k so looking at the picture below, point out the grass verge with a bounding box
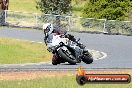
[9,0,41,13]
[0,38,52,64]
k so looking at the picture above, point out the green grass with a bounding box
[9,0,41,13]
[71,0,87,17]
[0,76,131,88]
[0,38,52,64]
[9,0,86,16]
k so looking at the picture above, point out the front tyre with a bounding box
[58,48,77,65]
[82,52,93,64]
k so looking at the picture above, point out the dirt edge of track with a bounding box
[0,69,132,80]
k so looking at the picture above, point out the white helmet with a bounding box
[43,23,53,35]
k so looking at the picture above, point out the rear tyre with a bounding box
[58,48,77,65]
[82,52,93,64]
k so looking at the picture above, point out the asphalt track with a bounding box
[0,28,132,70]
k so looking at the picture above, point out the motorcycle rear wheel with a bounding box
[82,52,93,64]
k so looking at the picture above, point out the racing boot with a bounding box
[52,54,65,65]
[52,54,61,65]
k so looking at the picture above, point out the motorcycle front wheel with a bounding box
[58,48,77,65]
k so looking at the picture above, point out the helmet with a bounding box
[43,23,53,35]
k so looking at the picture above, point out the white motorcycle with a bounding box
[45,33,93,65]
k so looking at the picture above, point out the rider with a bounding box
[43,23,85,53]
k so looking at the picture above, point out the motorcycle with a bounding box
[45,33,93,65]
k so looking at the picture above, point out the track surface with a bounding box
[0,28,132,69]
